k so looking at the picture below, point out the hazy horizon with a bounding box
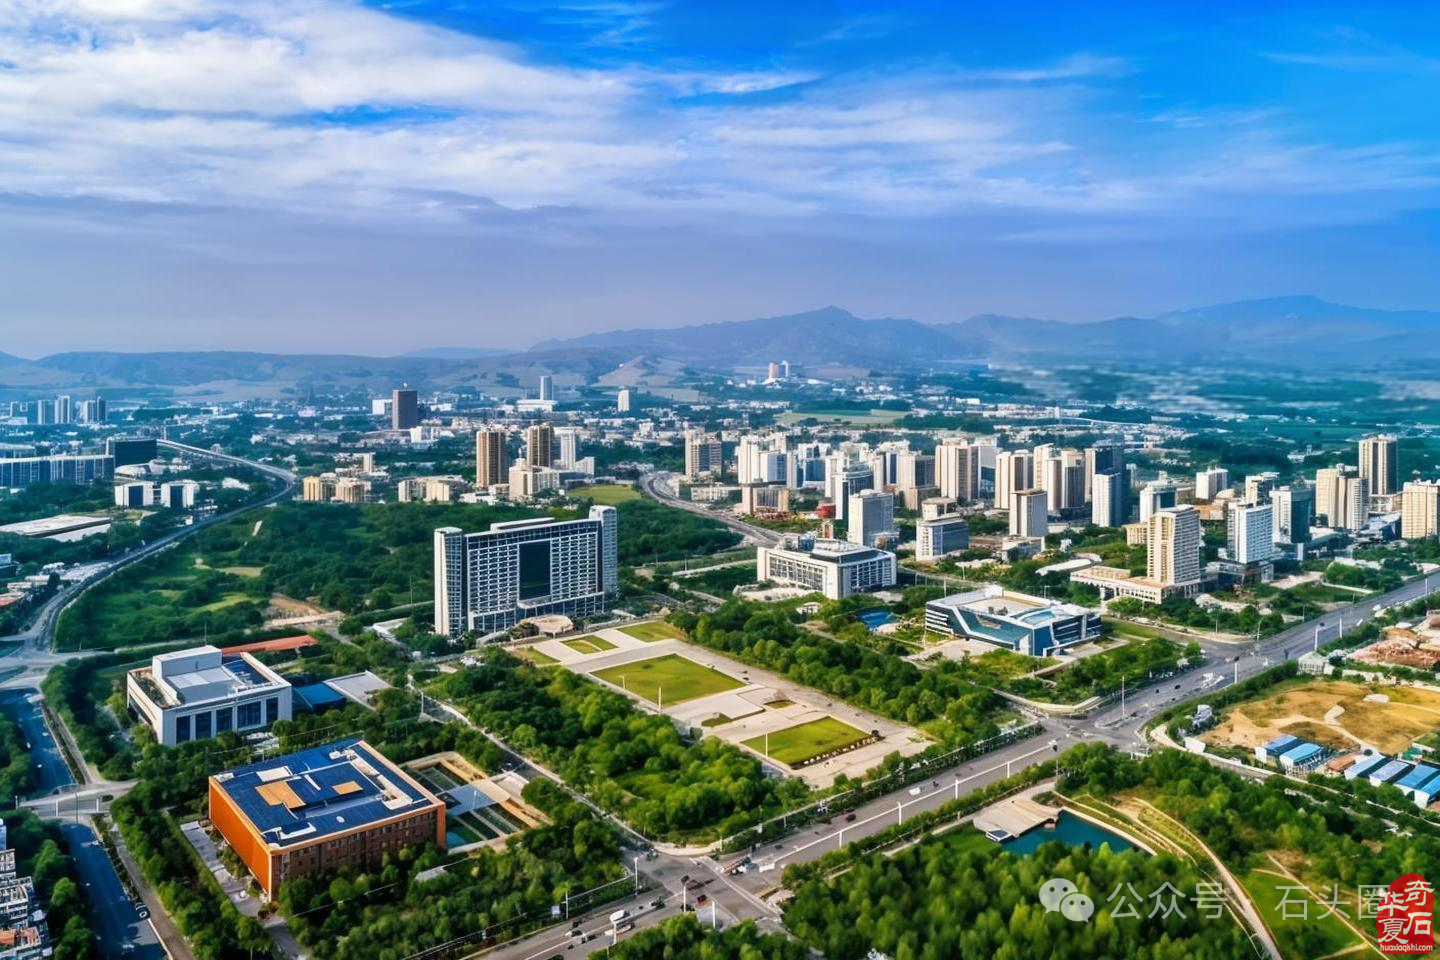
[3,1,1439,355]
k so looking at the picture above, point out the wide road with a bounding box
[0,689,70,796]
[61,823,164,960]
[637,470,782,548]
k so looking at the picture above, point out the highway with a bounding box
[637,470,783,547]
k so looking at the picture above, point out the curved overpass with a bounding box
[637,469,782,548]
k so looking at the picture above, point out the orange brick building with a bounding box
[208,738,445,900]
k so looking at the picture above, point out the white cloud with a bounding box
[0,1,1434,230]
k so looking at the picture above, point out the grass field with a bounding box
[572,484,640,504]
[562,635,616,654]
[518,647,558,665]
[743,716,870,766]
[592,654,743,704]
[1241,869,1364,958]
[619,621,685,642]
[776,409,899,426]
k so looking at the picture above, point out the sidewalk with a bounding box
[105,819,196,960]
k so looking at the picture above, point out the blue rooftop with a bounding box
[212,738,437,847]
[1398,764,1440,791]
[1413,771,1440,800]
[1348,753,1388,777]
[1263,735,1300,753]
[1280,742,1324,763]
[294,683,347,710]
[1370,759,1413,784]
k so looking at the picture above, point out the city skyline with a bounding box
[3,1,1440,354]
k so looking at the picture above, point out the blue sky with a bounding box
[0,0,1438,354]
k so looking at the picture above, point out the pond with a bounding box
[1000,811,1137,856]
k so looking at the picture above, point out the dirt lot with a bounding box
[1204,679,1440,755]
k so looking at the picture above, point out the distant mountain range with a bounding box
[0,296,1431,396]
[534,296,1440,368]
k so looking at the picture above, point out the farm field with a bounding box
[592,653,743,704]
[743,716,869,766]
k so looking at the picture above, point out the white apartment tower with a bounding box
[1147,505,1202,587]
[1195,467,1230,501]
[994,450,1034,511]
[1402,480,1440,540]
[1227,502,1276,564]
[847,489,898,547]
[935,438,981,503]
[1092,471,1126,527]
[1359,435,1399,497]
[1010,489,1049,541]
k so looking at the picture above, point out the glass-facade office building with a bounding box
[434,506,618,637]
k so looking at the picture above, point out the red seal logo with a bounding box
[1378,873,1434,954]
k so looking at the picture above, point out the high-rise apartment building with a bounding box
[894,452,936,493]
[831,463,874,521]
[1270,484,1314,545]
[1317,468,1369,530]
[1147,505,1202,587]
[1359,435,1399,497]
[1084,444,1124,504]
[538,375,554,402]
[1244,472,1279,505]
[391,388,419,430]
[847,489,897,547]
[616,388,632,413]
[434,506,618,637]
[935,438,981,503]
[994,450,1034,511]
[1138,481,1177,522]
[474,429,507,488]
[1010,489,1048,540]
[1227,502,1275,564]
[54,395,72,425]
[1092,471,1126,527]
[524,423,554,468]
[683,430,723,480]
[554,427,582,468]
[1195,467,1230,501]
[1402,480,1440,540]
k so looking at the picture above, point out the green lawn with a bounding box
[562,635,617,654]
[519,647,558,665]
[618,621,685,642]
[572,484,641,504]
[1240,869,1364,959]
[743,716,871,766]
[592,654,743,705]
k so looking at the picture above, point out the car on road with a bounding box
[845,812,856,822]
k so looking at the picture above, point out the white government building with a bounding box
[126,645,292,746]
[757,535,897,600]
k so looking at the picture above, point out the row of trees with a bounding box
[783,822,1251,959]
[672,602,1006,744]
[433,650,808,841]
